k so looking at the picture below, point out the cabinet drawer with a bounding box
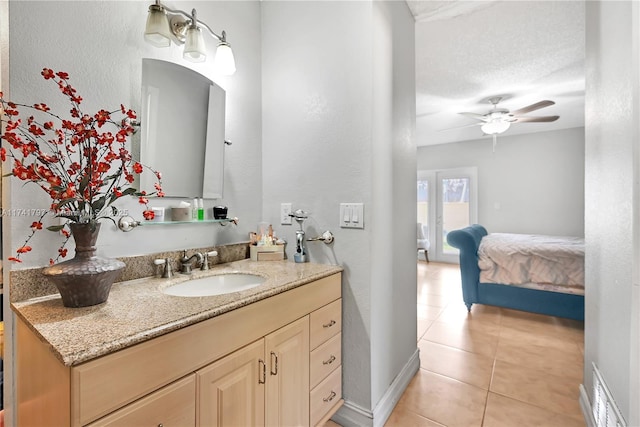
[87,375,196,427]
[310,332,341,389]
[310,299,341,350]
[310,366,342,427]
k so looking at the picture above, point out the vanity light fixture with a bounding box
[143,0,236,75]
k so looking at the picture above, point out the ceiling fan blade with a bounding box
[459,112,487,121]
[510,100,555,116]
[513,115,560,123]
[439,122,483,132]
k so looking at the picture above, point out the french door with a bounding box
[417,167,478,263]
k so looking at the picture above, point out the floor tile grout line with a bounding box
[479,388,490,427]
[417,365,489,393]
[401,407,448,427]
[419,359,493,392]
[419,336,497,361]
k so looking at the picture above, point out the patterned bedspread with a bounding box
[478,233,585,293]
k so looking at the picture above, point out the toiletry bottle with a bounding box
[192,198,198,221]
[198,198,204,221]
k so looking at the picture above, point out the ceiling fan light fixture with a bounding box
[481,119,511,135]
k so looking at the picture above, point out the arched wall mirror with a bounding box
[140,59,225,199]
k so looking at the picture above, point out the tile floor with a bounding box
[384,261,586,427]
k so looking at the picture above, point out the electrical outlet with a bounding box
[281,203,292,225]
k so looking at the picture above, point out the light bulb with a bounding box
[214,42,236,75]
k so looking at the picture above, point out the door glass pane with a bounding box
[442,177,470,254]
[417,180,429,226]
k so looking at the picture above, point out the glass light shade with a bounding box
[481,119,511,135]
[183,26,207,63]
[144,6,172,48]
[214,43,236,75]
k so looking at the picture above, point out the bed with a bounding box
[446,224,584,321]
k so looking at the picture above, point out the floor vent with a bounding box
[592,363,626,427]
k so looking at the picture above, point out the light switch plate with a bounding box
[340,203,364,229]
[281,203,292,225]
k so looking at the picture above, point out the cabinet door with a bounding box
[197,339,265,427]
[265,316,310,427]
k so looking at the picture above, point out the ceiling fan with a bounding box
[454,96,559,151]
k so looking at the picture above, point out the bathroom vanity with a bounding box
[12,260,343,426]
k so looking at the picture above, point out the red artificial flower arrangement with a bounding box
[0,68,163,265]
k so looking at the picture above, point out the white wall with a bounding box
[7,1,263,268]
[261,1,417,423]
[370,0,417,410]
[584,1,639,424]
[261,0,375,410]
[417,127,585,237]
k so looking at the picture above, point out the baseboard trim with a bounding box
[372,348,421,427]
[580,383,597,427]
[332,348,420,427]
[332,400,374,427]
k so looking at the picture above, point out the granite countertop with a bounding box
[12,259,343,367]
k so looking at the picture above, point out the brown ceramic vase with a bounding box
[42,222,125,308]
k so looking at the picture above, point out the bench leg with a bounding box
[465,302,472,312]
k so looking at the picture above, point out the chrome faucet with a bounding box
[179,250,203,274]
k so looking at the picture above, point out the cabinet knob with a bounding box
[158,424,163,427]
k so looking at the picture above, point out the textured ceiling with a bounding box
[408,0,585,146]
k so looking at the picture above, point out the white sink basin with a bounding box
[162,274,266,297]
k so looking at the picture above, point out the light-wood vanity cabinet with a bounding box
[16,272,342,427]
[197,316,309,427]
